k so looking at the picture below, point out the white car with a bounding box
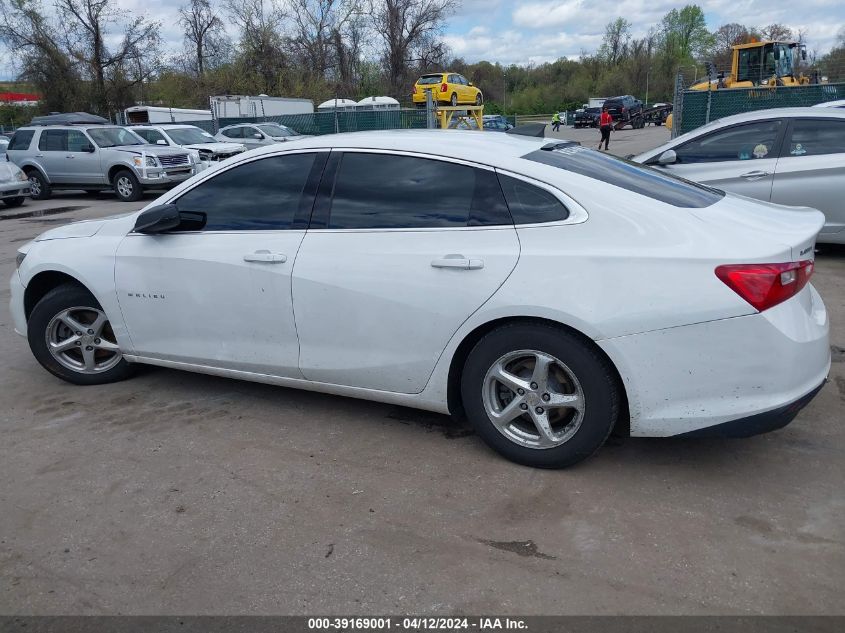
[633,108,845,244]
[812,99,845,108]
[215,122,309,148]
[129,124,246,172]
[1,160,30,207]
[10,131,830,468]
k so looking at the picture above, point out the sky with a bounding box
[1,0,843,81]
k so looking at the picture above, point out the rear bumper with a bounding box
[599,284,830,437]
[678,381,825,438]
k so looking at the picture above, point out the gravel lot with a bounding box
[1,133,843,615]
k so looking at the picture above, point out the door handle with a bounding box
[243,250,287,263]
[740,170,769,180]
[431,254,484,270]
[66,155,75,159]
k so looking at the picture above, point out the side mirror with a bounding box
[82,144,95,153]
[253,133,264,139]
[133,204,180,234]
[801,48,807,61]
[657,149,677,166]
[156,139,167,145]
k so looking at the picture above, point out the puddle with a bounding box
[0,206,86,221]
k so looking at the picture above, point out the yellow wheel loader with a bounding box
[690,39,824,91]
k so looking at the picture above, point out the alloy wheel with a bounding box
[482,349,585,449]
[116,176,134,199]
[45,306,122,374]
[29,176,41,197]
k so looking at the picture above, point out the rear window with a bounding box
[523,145,724,208]
[8,129,34,151]
[417,75,443,85]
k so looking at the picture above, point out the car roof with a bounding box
[240,130,548,167]
[130,124,205,129]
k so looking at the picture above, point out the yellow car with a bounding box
[412,72,484,108]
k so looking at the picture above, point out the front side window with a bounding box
[8,129,34,150]
[674,120,783,163]
[134,129,166,145]
[39,130,68,151]
[88,127,144,148]
[524,144,724,208]
[222,127,244,139]
[257,123,294,138]
[784,119,845,157]
[327,153,511,229]
[66,130,91,152]
[174,153,316,231]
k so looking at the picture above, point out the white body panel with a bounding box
[125,106,212,123]
[10,131,830,438]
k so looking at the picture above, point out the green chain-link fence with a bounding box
[676,82,845,135]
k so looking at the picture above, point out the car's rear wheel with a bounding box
[3,196,25,208]
[27,170,51,200]
[113,169,142,202]
[28,284,134,386]
[451,93,458,107]
[460,323,620,468]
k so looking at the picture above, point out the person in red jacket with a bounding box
[598,107,613,151]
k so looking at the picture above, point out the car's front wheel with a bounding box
[451,93,458,107]
[113,169,143,202]
[28,284,135,385]
[460,323,620,468]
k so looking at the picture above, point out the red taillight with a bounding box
[412,85,417,94]
[715,260,814,312]
[441,83,448,92]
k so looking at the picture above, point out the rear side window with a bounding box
[785,119,845,157]
[674,120,783,163]
[327,153,511,229]
[174,153,316,231]
[498,174,569,223]
[39,129,68,151]
[524,145,724,208]
[8,129,34,150]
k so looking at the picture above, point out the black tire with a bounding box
[3,196,25,208]
[112,169,143,202]
[27,169,51,200]
[28,284,135,386]
[450,93,458,107]
[460,323,620,468]
[475,93,483,106]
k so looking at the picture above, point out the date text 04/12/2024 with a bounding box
[307,617,528,630]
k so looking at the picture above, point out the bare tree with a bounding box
[760,23,795,41]
[371,0,456,96]
[56,0,161,112]
[180,0,228,77]
[599,17,631,66]
[225,0,288,90]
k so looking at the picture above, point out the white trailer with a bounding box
[124,106,212,124]
[210,95,314,119]
[588,97,609,109]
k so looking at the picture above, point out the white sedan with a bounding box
[633,107,845,244]
[9,131,830,468]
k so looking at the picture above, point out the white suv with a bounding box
[130,124,246,171]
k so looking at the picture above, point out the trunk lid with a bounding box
[689,193,824,262]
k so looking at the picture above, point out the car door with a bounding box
[36,129,71,183]
[656,119,785,200]
[770,117,845,240]
[292,150,520,394]
[241,126,267,148]
[115,150,325,376]
[63,129,102,185]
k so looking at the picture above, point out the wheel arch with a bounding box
[108,164,134,183]
[445,316,630,437]
[21,163,50,183]
[24,270,89,321]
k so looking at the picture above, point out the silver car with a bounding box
[634,107,845,244]
[130,124,246,172]
[0,160,30,207]
[215,122,309,148]
[6,120,196,202]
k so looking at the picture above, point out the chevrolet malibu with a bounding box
[10,131,830,468]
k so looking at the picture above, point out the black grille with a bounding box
[158,153,189,167]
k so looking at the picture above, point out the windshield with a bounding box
[257,123,295,137]
[523,144,724,208]
[166,127,217,145]
[88,127,144,148]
